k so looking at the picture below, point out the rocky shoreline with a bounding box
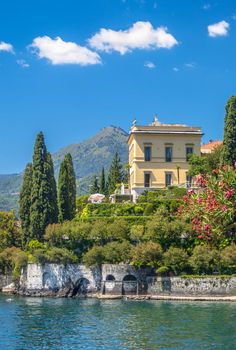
[1,263,236,301]
[2,285,236,302]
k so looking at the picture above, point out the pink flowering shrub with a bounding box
[179,165,236,246]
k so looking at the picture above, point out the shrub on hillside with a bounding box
[156,266,170,276]
[131,241,163,268]
[106,219,129,241]
[28,239,44,252]
[163,247,189,275]
[76,195,90,216]
[83,246,104,267]
[221,244,236,273]
[103,240,132,264]
[0,211,21,250]
[143,203,154,216]
[189,245,222,274]
[45,221,91,251]
[144,217,192,250]
[45,247,78,265]
[0,247,27,280]
[130,225,145,243]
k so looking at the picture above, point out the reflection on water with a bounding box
[0,294,235,349]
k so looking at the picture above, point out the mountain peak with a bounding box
[0,125,129,211]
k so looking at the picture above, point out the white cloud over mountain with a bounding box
[208,20,229,37]
[0,41,14,53]
[89,21,178,54]
[30,36,101,65]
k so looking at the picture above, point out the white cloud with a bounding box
[89,21,178,54]
[173,67,179,72]
[0,41,14,53]
[30,36,101,65]
[185,62,196,69]
[144,61,156,69]
[208,20,229,37]
[203,3,210,10]
[16,59,30,68]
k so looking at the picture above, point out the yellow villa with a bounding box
[128,117,203,201]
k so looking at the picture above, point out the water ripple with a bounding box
[0,295,235,350]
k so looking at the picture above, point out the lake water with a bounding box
[0,294,235,350]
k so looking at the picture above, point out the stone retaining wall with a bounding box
[20,264,101,296]
[17,264,236,297]
[0,274,13,291]
[147,276,236,296]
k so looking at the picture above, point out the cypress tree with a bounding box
[65,154,76,219]
[30,132,58,241]
[107,151,123,194]
[44,152,58,226]
[58,158,69,222]
[99,167,106,194]
[58,153,76,222]
[222,96,236,166]
[19,163,32,246]
[90,175,99,194]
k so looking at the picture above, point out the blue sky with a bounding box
[0,0,236,173]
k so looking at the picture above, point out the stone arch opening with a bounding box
[106,274,115,281]
[122,274,138,295]
[123,274,137,282]
[42,272,50,289]
[71,278,90,297]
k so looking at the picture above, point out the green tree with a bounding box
[189,246,222,274]
[58,153,76,222]
[132,241,163,268]
[107,151,123,194]
[188,145,223,177]
[99,167,106,194]
[163,247,189,275]
[30,132,58,241]
[188,154,208,176]
[90,174,99,194]
[221,244,236,272]
[44,152,58,225]
[222,96,236,166]
[103,240,132,264]
[83,246,104,267]
[65,154,76,219]
[0,211,20,250]
[19,163,32,245]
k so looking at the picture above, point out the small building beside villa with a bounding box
[128,117,203,201]
[201,140,222,154]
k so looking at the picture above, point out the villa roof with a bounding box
[128,117,202,142]
[201,140,222,151]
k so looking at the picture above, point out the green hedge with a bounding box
[77,199,181,218]
[75,215,152,226]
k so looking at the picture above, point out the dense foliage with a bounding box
[29,132,58,241]
[0,211,21,250]
[58,153,76,222]
[180,165,236,246]
[19,163,32,245]
[107,151,124,194]
[222,95,236,166]
[1,97,236,277]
